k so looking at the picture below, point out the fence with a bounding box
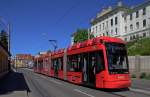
[128,56,150,75]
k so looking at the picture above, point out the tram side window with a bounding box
[89,52,97,81]
[39,62,42,68]
[41,61,44,68]
[58,58,63,70]
[34,62,37,68]
[51,59,55,69]
[67,54,82,72]
[96,51,105,73]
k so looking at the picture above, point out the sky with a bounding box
[0,0,145,56]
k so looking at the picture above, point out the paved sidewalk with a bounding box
[131,78,150,91]
[0,70,31,97]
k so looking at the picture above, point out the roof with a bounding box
[67,36,126,51]
[91,0,150,25]
[91,6,129,25]
[16,54,33,59]
[34,52,51,61]
[126,0,150,15]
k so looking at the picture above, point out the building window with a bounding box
[115,17,118,25]
[103,23,104,30]
[133,35,136,39]
[143,19,146,27]
[115,28,118,35]
[130,24,133,31]
[111,19,113,26]
[143,7,146,15]
[136,11,139,18]
[96,26,97,33]
[99,24,101,31]
[124,17,126,22]
[93,28,94,32]
[136,34,139,39]
[125,26,127,32]
[130,36,133,40]
[130,14,132,20]
[136,22,139,29]
[103,33,105,36]
[106,32,108,36]
[106,21,108,27]
[125,38,127,41]
[143,33,146,37]
[111,29,113,35]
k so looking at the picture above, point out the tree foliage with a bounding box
[73,29,94,43]
[127,37,150,56]
[0,30,8,50]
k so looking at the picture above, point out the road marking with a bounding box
[74,89,95,97]
[130,88,150,96]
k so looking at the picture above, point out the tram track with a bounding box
[22,69,150,97]
[27,70,124,97]
[32,72,130,97]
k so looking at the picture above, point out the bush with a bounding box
[131,74,136,78]
[140,72,146,79]
[127,37,150,56]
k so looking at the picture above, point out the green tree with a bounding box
[127,37,150,56]
[0,30,8,50]
[73,29,94,43]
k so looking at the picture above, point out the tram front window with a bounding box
[105,43,129,74]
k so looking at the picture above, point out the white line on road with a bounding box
[130,88,150,96]
[74,89,95,97]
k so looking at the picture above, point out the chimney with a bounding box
[117,0,123,7]
[108,6,112,10]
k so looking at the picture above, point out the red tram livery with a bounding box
[34,36,131,89]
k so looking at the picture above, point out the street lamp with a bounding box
[49,40,57,51]
[0,16,10,52]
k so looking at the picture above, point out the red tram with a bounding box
[34,36,131,89]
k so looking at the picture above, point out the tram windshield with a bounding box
[105,43,129,74]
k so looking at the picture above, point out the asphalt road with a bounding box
[131,78,150,91]
[17,68,150,97]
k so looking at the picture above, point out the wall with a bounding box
[0,44,9,79]
[128,56,150,75]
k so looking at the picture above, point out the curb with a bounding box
[130,88,150,96]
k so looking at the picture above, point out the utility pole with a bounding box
[8,23,10,52]
[49,40,57,51]
[88,28,90,39]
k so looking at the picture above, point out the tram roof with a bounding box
[67,36,126,51]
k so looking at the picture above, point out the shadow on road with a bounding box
[0,70,30,95]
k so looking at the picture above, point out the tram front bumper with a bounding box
[103,80,131,89]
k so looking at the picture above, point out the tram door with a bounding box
[82,52,96,87]
[82,53,88,83]
[88,52,96,86]
[54,59,58,77]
